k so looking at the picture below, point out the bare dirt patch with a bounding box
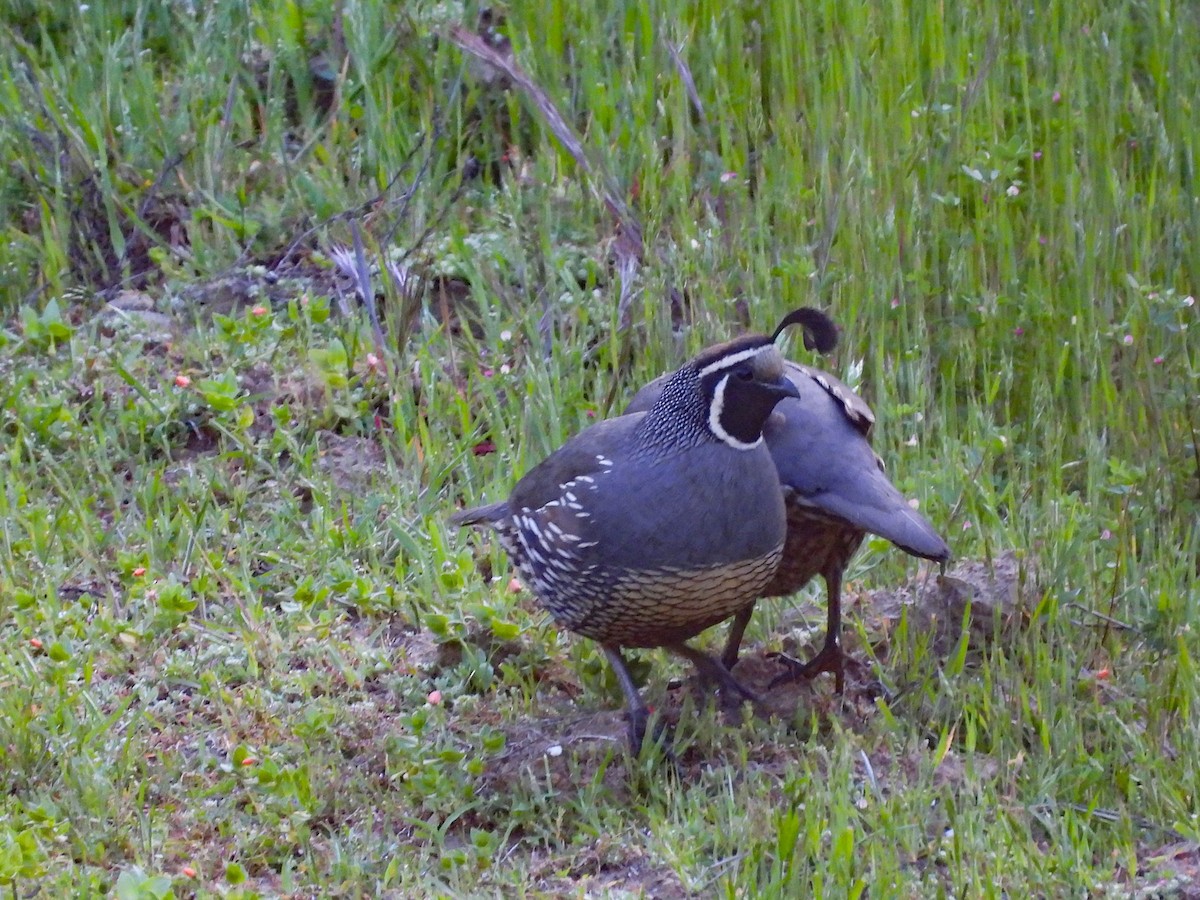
[480,552,1039,792]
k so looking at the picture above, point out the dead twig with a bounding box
[447,25,637,236]
[274,126,435,270]
[349,221,386,356]
[1065,602,1137,633]
[447,24,646,329]
[662,34,710,140]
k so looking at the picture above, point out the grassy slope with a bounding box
[0,0,1197,895]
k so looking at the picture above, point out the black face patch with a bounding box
[698,346,797,449]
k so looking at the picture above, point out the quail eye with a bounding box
[735,367,754,382]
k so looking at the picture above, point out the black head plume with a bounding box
[771,307,839,354]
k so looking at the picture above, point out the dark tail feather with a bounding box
[450,501,510,527]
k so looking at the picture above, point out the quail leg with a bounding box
[720,603,756,670]
[602,644,653,754]
[768,568,846,693]
[667,642,760,705]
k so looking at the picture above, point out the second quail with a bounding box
[626,312,951,691]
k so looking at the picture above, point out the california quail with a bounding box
[626,316,951,692]
[452,327,805,753]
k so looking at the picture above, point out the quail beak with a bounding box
[764,375,801,402]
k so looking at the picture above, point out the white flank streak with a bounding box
[708,374,763,451]
[697,345,763,378]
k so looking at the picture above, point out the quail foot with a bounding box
[626,310,951,693]
[453,325,804,754]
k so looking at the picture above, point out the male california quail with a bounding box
[626,315,951,692]
[452,320,819,753]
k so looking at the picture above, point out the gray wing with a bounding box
[512,412,782,570]
[451,415,645,528]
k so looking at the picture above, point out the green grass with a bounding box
[1,0,1198,895]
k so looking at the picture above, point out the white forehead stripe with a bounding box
[707,374,763,451]
[697,345,765,378]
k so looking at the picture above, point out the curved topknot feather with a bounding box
[771,307,839,355]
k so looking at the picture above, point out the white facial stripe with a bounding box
[697,345,764,378]
[707,373,726,434]
[707,374,762,451]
